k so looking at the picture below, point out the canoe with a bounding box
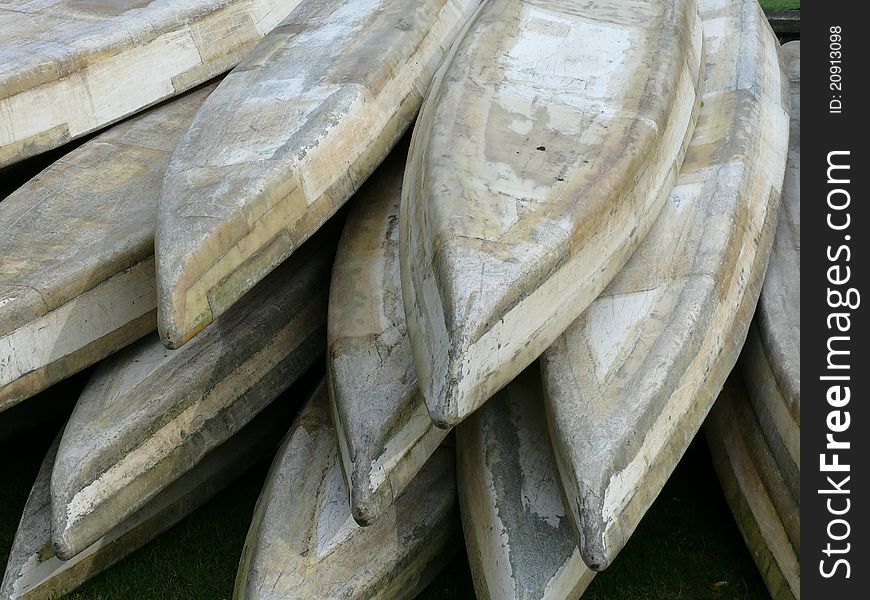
[0,0,303,168]
[743,40,800,492]
[156,0,481,349]
[705,377,799,600]
[0,83,215,413]
[0,388,299,600]
[539,0,789,570]
[50,228,335,560]
[457,365,594,600]
[234,382,460,600]
[401,0,704,428]
[327,143,448,525]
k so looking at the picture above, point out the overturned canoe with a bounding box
[743,40,800,496]
[0,83,215,413]
[328,144,448,525]
[0,0,302,168]
[156,0,481,349]
[705,377,799,600]
[50,229,335,560]
[540,0,789,570]
[234,382,460,599]
[458,365,594,600]
[0,390,298,600]
[401,0,703,427]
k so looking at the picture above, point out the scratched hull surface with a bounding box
[457,366,594,600]
[0,84,215,413]
[401,0,702,426]
[743,40,800,488]
[328,146,448,525]
[0,393,295,600]
[540,0,789,570]
[0,0,302,168]
[156,0,481,349]
[705,378,799,600]
[234,383,460,600]
[50,230,336,560]
[400,0,703,428]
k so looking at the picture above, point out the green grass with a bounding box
[758,1,800,10]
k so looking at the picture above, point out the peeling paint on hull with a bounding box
[401,0,704,428]
[457,365,594,600]
[0,0,303,167]
[540,0,790,571]
[49,228,337,560]
[328,144,448,526]
[0,84,216,413]
[156,0,481,349]
[233,382,460,600]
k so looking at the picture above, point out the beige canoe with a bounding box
[0,0,302,168]
[539,0,789,571]
[50,228,335,560]
[0,83,215,413]
[234,382,460,600]
[0,391,297,600]
[328,144,448,526]
[706,377,800,600]
[401,0,703,428]
[458,365,594,600]
[743,40,800,496]
[156,0,481,349]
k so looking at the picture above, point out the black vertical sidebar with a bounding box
[802,2,868,598]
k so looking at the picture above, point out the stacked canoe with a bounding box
[0,0,797,598]
[705,40,801,600]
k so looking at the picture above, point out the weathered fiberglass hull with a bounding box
[540,0,789,570]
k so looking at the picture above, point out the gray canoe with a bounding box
[539,0,789,570]
[0,0,302,167]
[742,40,800,499]
[234,382,460,599]
[400,0,703,428]
[155,0,481,349]
[0,387,300,600]
[327,144,448,525]
[49,227,336,560]
[0,83,216,413]
[458,365,594,599]
[705,377,800,600]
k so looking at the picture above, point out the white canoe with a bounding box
[0,392,297,600]
[705,378,800,600]
[743,40,800,493]
[401,0,703,427]
[50,229,335,560]
[539,0,789,570]
[457,365,594,600]
[0,83,215,413]
[156,0,481,349]
[328,145,448,525]
[234,382,460,599]
[0,0,302,168]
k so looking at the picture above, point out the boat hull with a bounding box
[234,382,460,600]
[156,0,481,348]
[401,0,704,427]
[0,84,216,412]
[0,0,302,167]
[328,144,448,525]
[50,228,336,559]
[540,0,790,570]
